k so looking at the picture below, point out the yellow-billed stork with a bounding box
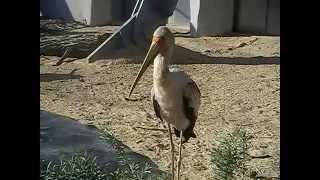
[127,26,201,180]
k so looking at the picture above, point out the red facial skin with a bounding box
[152,36,168,53]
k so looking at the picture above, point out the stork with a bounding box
[127,26,201,180]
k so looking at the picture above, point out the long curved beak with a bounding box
[127,41,160,98]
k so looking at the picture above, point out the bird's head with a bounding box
[127,26,174,98]
[152,26,175,55]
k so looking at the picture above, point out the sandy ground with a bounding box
[40,34,280,179]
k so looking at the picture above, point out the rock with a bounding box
[259,144,268,148]
[233,37,258,49]
[249,150,271,159]
[40,110,163,174]
[236,42,247,48]
[202,49,211,53]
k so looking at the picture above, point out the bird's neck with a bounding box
[153,54,169,85]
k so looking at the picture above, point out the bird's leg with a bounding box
[167,123,175,180]
[177,130,183,180]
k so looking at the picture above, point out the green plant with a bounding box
[109,160,167,180]
[40,152,106,180]
[99,129,168,180]
[41,127,168,180]
[40,151,168,180]
[210,128,253,180]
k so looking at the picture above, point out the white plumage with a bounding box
[151,67,200,131]
[127,26,201,180]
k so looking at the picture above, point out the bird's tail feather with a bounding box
[173,128,197,143]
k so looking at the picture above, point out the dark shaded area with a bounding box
[40,0,73,21]
[40,18,279,65]
[40,69,83,82]
[122,0,137,20]
[40,110,164,175]
[174,31,279,38]
[41,30,97,37]
[173,32,191,38]
[40,19,88,33]
[40,18,112,58]
[235,0,280,35]
[87,0,180,62]
[172,45,280,65]
[150,0,179,17]
[91,44,279,65]
[209,32,280,37]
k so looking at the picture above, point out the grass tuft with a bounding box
[40,128,168,180]
[40,152,106,180]
[210,127,253,180]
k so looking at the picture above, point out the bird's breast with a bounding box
[153,83,189,130]
[154,81,178,106]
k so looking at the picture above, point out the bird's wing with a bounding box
[175,77,200,142]
[183,79,201,119]
[151,87,163,121]
[169,68,201,117]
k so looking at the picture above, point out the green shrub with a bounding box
[40,152,106,180]
[210,128,253,180]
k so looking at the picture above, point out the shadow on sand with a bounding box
[89,44,280,65]
[40,110,165,175]
[40,69,83,82]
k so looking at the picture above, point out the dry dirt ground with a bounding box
[40,31,280,179]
